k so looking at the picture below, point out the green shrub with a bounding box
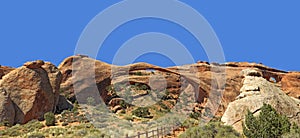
[181,118,199,128]
[24,120,44,132]
[132,107,150,118]
[72,101,79,113]
[243,103,291,138]
[179,121,241,138]
[189,112,201,120]
[135,71,143,76]
[120,100,128,109]
[140,84,149,90]
[44,112,56,126]
[281,123,300,138]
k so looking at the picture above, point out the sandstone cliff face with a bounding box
[1,55,299,126]
[221,69,300,133]
[58,55,112,104]
[58,56,300,119]
[0,61,62,124]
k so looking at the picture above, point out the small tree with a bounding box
[243,103,291,138]
[44,112,55,126]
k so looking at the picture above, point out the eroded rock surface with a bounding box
[58,56,300,119]
[221,69,300,133]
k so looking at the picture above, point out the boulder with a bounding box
[42,62,62,112]
[0,65,55,124]
[0,88,15,125]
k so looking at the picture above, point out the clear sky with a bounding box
[0,0,299,71]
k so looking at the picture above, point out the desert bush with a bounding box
[243,103,291,138]
[120,100,129,109]
[44,112,56,126]
[132,107,150,118]
[189,112,201,120]
[24,120,44,132]
[0,120,43,137]
[281,123,300,138]
[140,84,149,90]
[181,118,199,128]
[179,121,241,138]
[135,71,143,76]
[72,101,79,113]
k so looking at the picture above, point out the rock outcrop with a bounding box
[0,88,15,125]
[23,60,45,69]
[0,65,14,79]
[221,69,300,133]
[58,56,300,119]
[58,55,112,104]
[0,60,62,124]
[281,72,300,99]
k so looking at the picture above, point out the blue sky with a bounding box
[0,0,299,71]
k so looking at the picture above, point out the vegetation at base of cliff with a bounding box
[0,120,43,137]
[179,121,241,138]
[132,107,151,118]
[44,112,56,126]
[0,121,109,138]
[243,103,300,138]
